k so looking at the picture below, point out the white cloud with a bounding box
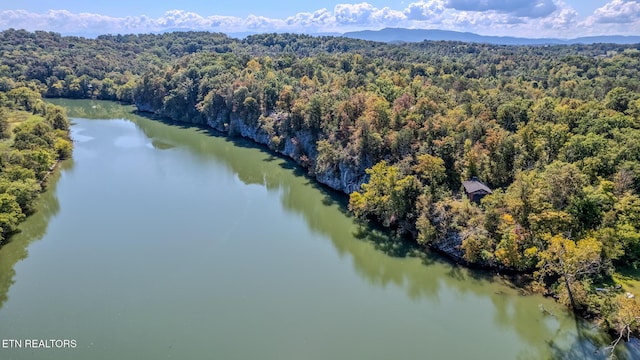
[540,6,578,30]
[446,0,558,18]
[0,9,141,34]
[285,9,334,28]
[0,2,636,38]
[157,10,204,28]
[245,15,284,29]
[334,2,405,25]
[585,0,640,24]
[402,0,581,35]
[206,16,245,30]
[580,0,640,35]
[404,0,446,21]
[449,11,523,28]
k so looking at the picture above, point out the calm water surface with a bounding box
[0,99,636,359]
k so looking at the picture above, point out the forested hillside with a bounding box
[2,28,640,341]
[0,88,71,244]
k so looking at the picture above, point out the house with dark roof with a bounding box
[462,177,492,203]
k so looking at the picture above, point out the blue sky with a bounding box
[0,1,639,37]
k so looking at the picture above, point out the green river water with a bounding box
[0,99,637,359]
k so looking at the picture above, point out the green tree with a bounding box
[0,107,9,139]
[496,99,529,132]
[349,161,421,228]
[605,87,632,113]
[412,154,446,188]
[0,178,41,214]
[7,87,40,111]
[537,162,586,211]
[45,106,69,131]
[0,193,25,242]
[54,138,73,159]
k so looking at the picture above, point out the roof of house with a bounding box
[462,178,493,194]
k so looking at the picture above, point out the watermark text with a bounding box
[2,339,77,349]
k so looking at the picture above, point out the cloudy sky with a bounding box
[0,1,639,38]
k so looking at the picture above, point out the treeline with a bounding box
[0,88,71,243]
[2,29,640,340]
[1,28,637,104]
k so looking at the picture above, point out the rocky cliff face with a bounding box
[315,162,368,194]
[138,104,367,194]
[137,103,467,263]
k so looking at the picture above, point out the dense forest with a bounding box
[2,28,640,344]
[0,87,71,244]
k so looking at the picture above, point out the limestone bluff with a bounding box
[135,102,369,195]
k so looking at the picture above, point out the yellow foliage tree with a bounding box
[538,235,603,308]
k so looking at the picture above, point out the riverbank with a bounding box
[132,102,640,351]
[0,96,71,247]
[39,160,61,187]
[19,98,631,359]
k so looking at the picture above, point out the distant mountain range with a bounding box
[60,27,640,45]
[342,28,640,45]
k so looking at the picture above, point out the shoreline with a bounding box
[39,159,61,187]
[131,104,640,351]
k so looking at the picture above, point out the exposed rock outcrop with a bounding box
[315,162,369,194]
[138,104,367,194]
[136,102,468,263]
